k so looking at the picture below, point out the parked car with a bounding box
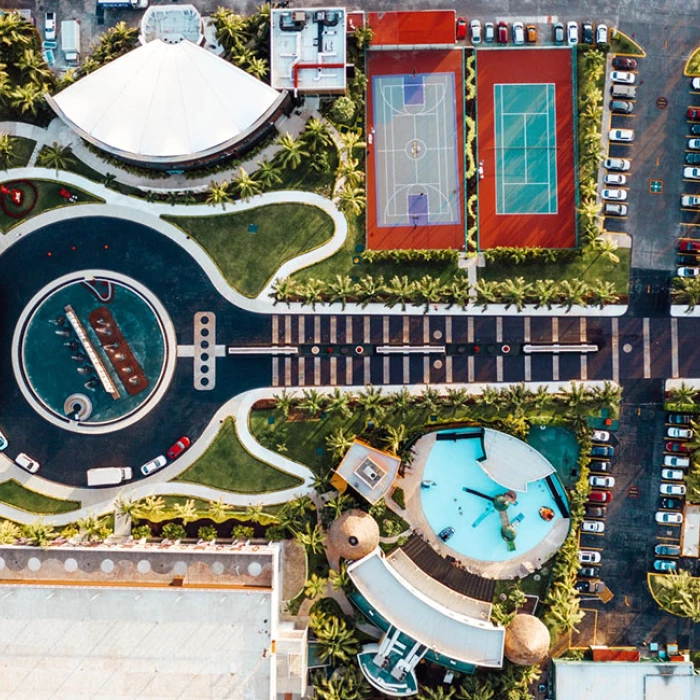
[456,17,467,40]
[15,452,39,473]
[566,21,579,45]
[664,456,690,468]
[678,255,699,266]
[686,153,700,165]
[604,203,628,216]
[668,413,694,424]
[680,266,700,277]
[656,511,683,524]
[44,11,56,41]
[681,195,700,208]
[692,124,700,135]
[526,24,537,43]
[575,579,605,593]
[660,483,686,496]
[484,22,495,43]
[605,157,631,171]
[667,427,693,439]
[589,490,612,503]
[666,441,692,453]
[578,550,601,564]
[661,468,685,481]
[655,544,681,556]
[604,173,627,186]
[512,21,525,44]
[611,84,638,98]
[654,559,677,572]
[613,56,637,70]
[470,19,482,44]
[591,445,614,457]
[610,100,634,114]
[688,139,700,150]
[611,71,636,85]
[688,108,700,121]
[585,504,607,518]
[582,520,605,533]
[609,128,635,142]
[167,436,191,460]
[582,22,594,44]
[684,167,700,179]
[553,22,565,45]
[589,460,611,473]
[596,23,609,45]
[589,475,615,488]
[0,429,7,451]
[679,239,700,252]
[579,566,601,578]
[592,430,610,442]
[602,188,627,201]
[691,78,700,90]
[140,454,167,476]
[660,497,683,510]
[497,21,509,44]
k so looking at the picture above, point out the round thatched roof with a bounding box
[504,614,550,666]
[328,509,380,561]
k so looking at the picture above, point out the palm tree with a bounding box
[336,157,364,187]
[328,561,350,591]
[0,519,21,544]
[300,388,325,417]
[393,387,414,415]
[580,178,598,199]
[295,522,325,554]
[310,613,359,663]
[214,11,247,52]
[357,385,385,421]
[205,180,232,209]
[447,275,471,309]
[232,167,261,201]
[384,424,407,455]
[590,280,619,308]
[207,498,229,522]
[37,142,74,174]
[247,56,269,80]
[290,495,314,518]
[325,492,354,520]
[352,25,375,49]
[589,237,620,264]
[271,277,299,306]
[275,133,309,170]
[304,573,328,600]
[338,184,366,216]
[418,385,442,413]
[672,277,700,311]
[114,495,140,520]
[18,48,52,81]
[245,502,265,524]
[173,499,198,525]
[446,387,469,413]
[533,279,558,310]
[327,274,355,309]
[500,276,531,311]
[669,382,697,406]
[0,132,15,169]
[23,519,56,548]
[480,385,500,409]
[417,687,455,700]
[386,275,416,310]
[326,388,352,418]
[313,666,369,700]
[558,278,589,310]
[77,513,109,543]
[355,275,386,306]
[457,682,495,700]
[415,275,447,308]
[137,495,165,521]
[326,427,355,460]
[8,82,45,116]
[274,389,296,418]
[473,279,499,309]
[300,278,326,310]
[339,130,366,155]
[303,117,333,150]
[255,158,282,188]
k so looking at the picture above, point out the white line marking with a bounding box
[552,317,559,381]
[468,316,475,383]
[330,356,337,385]
[403,355,410,384]
[580,317,587,380]
[524,317,532,381]
[671,318,679,379]
[643,317,651,379]
[611,318,619,383]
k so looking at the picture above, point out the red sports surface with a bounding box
[367,10,457,46]
[476,48,577,249]
[366,49,465,250]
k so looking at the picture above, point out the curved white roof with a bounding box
[47,40,285,163]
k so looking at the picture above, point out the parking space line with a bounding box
[580,317,588,380]
[345,316,353,344]
[671,318,679,378]
[272,315,279,344]
[403,356,410,384]
[364,317,371,344]
[284,357,291,386]
[496,317,503,382]
[383,355,390,384]
[446,356,453,383]
[330,315,337,344]
[611,318,619,383]
[383,316,389,343]
[403,317,409,343]
[424,356,430,384]
[284,315,292,345]
[330,356,337,385]
[468,317,475,383]
[345,357,353,385]
[364,356,370,385]
[314,357,321,385]
[298,316,305,345]
[272,357,279,387]
[524,317,531,381]
[313,316,320,343]
[643,317,651,379]
[552,318,559,381]
[423,317,430,345]
[298,357,305,385]
[445,317,453,343]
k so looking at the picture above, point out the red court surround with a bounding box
[476,48,577,249]
[367,10,456,46]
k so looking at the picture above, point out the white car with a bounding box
[684,167,700,180]
[656,511,683,524]
[692,78,700,91]
[0,429,7,451]
[681,195,700,208]
[609,128,635,142]
[662,468,685,481]
[512,21,525,45]
[567,21,579,45]
[602,188,627,201]
[679,267,700,278]
[664,455,690,468]
[140,454,167,476]
[581,520,605,533]
[660,483,687,496]
[611,71,636,85]
[44,11,56,41]
[689,139,700,150]
[15,452,40,473]
[579,550,601,563]
[667,427,693,439]
[589,475,615,488]
[470,19,482,44]
[604,173,627,186]
[596,23,608,44]
[592,430,610,442]
[605,157,631,171]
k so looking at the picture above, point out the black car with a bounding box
[661,497,683,510]
[575,579,605,593]
[692,124,700,136]
[585,504,606,518]
[579,566,601,578]
[589,460,610,472]
[582,22,594,44]
[686,153,700,165]
[678,254,700,266]
[668,413,693,424]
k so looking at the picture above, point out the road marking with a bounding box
[580,317,588,380]
[383,316,389,343]
[364,317,371,344]
[524,317,531,382]
[314,357,321,385]
[643,317,651,379]
[403,316,409,343]
[298,316,305,345]
[345,316,353,344]
[468,316,475,383]
[284,315,292,344]
[384,355,390,384]
[364,356,371,385]
[446,356,453,383]
[330,316,337,343]
[671,318,679,379]
[496,317,503,382]
[272,357,279,386]
[314,316,321,344]
[346,357,353,385]
[298,357,305,385]
[445,316,453,343]
[272,315,279,343]
[284,357,291,386]
[403,355,410,384]
[330,356,337,385]
[611,318,620,383]
[423,317,430,344]
[552,318,559,381]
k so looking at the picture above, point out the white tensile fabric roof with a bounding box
[49,40,283,161]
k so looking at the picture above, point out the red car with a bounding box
[497,21,509,44]
[688,107,700,121]
[167,436,191,460]
[612,56,637,70]
[456,17,467,40]
[589,490,612,503]
[679,239,700,252]
[666,441,691,454]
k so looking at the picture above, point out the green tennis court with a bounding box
[494,83,558,215]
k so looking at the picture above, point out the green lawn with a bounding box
[271,146,338,196]
[0,178,105,233]
[610,29,645,57]
[480,248,631,294]
[0,480,80,515]
[175,417,303,493]
[164,203,335,297]
[12,137,36,167]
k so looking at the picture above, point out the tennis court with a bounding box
[494,83,558,215]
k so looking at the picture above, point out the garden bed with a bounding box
[0,480,80,515]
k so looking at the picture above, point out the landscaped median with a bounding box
[163,203,335,298]
[0,480,80,515]
[648,570,700,622]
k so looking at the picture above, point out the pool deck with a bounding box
[403,432,570,580]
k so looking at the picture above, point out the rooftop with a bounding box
[140,4,203,45]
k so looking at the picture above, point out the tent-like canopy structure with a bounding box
[47,40,286,165]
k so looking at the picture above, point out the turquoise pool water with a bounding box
[421,428,567,562]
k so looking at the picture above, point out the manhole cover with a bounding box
[656,97,668,109]
[649,179,664,194]
[623,343,633,353]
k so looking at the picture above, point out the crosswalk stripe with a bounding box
[611,318,620,383]
[671,318,679,378]
[643,317,651,379]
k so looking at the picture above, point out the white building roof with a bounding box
[348,550,505,668]
[47,40,285,164]
[140,4,203,45]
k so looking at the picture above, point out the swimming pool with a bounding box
[420,427,568,562]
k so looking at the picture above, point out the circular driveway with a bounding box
[0,216,273,486]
